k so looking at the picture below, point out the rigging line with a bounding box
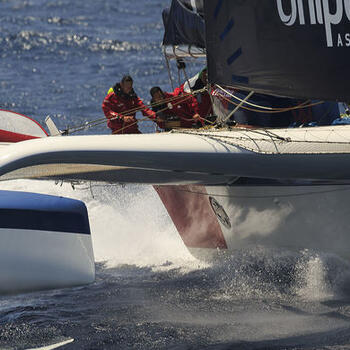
[213,127,273,151]
[178,125,290,142]
[215,91,324,114]
[171,186,350,199]
[215,87,323,113]
[170,129,350,155]
[164,51,175,91]
[215,84,316,112]
[107,92,205,124]
[197,131,262,152]
[150,87,207,107]
[109,101,208,135]
[264,128,281,154]
[108,87,208,116]
[277,138,350,145]
[111,116,150,134]
[178,128,350,145]
[217,84,275,110]
[220,130,263,152]
[233,127,291,142]
[196,137,349,155]
[216,134,350,148]
[66,119,108,134]
[171,128,290,145]
[106,90,200,119]
[64,88,208,135]
[112,87,207,123]
[170,129,263,152]
[222,90,255,123]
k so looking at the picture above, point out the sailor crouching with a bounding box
[150,86,202,131]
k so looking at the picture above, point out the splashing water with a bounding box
[0,179,196,270]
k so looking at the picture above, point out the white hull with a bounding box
[0,228,95,294]
[2,126,350,184]
[156,182,350,261]
[211,183,350,258]
[1,126,350,264]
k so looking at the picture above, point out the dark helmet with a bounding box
[150,86,163,97]
[121,75,133,84]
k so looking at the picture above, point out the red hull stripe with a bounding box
[0,129,40,142]
[154,185,227,249]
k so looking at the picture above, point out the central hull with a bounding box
[155,181,350,260]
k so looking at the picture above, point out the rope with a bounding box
[111,90,217,135]
[214,85,323,112]
[171,127,350,155]
[164,53,175,91]
[214,91,324,115]
[60,83,327,136]
[171,128,290,144]
[63,88,208,135]
[223,90,255,123]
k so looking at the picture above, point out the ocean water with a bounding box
[1,0,350,349]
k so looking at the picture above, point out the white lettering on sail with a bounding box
[308,0,317,24]
[315,0,324,23]
[345,0,350,20]
[277,0,350,47]
[323,0,343,47]
[346,33,350,46]
[338,33,344,45]
[277,0,298,25]
[298,0,306,23]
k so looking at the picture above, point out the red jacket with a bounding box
[197,91,213,120]
[161,91,202,128]
[175,82,213,120]
[102,85,155,134]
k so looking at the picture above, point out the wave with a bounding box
[198,247,350,302]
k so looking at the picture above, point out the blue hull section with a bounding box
[0,190,91,235]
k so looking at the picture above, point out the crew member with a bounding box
[102,75,156,134]
[150,86,202,130]
[176,67,213,122]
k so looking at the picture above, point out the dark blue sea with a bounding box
[2,0,350,349]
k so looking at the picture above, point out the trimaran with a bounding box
[1,0,350,294]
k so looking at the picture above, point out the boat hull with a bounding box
[0,190,95,294]
[0,228,95,294]
[155,182,350,260]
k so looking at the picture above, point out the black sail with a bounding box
[163,0,205,48]
[177,0,204,17]
[204,0,350,101]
